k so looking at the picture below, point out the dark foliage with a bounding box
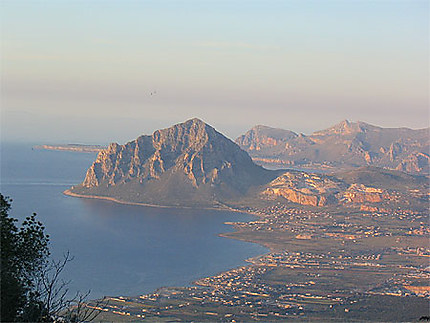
[1,194,105,322]
[1,193,50,321]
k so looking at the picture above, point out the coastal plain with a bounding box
[89,201,429,322]
[58,119,429,322]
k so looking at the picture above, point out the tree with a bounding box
[1,194,107,322]
[1,194,106,322]
[1,193,50,321]
[34,251,107,322]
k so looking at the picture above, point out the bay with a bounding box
[0,143,267,299]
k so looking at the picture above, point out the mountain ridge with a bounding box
[236,120,430,174]
[67,118,428,212]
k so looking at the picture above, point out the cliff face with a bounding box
[261,171,345,207]
[263,187,328,207]
[260,167,428,210]
[236,120,430,174]
[72,118,276,207]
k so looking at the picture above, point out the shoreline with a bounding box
[63,189,271,298]
[63,189,255,214]
[64,189,266,246]
[34,145,105,153]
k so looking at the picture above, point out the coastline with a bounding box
[34,145,105,153]
[64,189,267,248]
[63,189,271,296]
[63,189,254,214]
[64,189,195,209]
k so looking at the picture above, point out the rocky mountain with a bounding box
[261,171,345,207]
[67,118,278,207]
[66,118,428,211]
[236,120,430,174]
[261,167,429,211]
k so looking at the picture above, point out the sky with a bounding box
[1,0,429,144]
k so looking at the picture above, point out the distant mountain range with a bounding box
[236,120,430,174]
[66,118,428,211]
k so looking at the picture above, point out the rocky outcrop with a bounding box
[389,142,402,162]
[343,184,384,203]
[236,120,430,175]
[261,171,345,207]
[396,152,430,174]
[359,205,390,213]
[71,118,276,207]
[260,167,428,210]
[263,187,328,206]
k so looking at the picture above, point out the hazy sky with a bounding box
[1,0,429,144]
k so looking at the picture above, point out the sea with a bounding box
[0,143,268,299]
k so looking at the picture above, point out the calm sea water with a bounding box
[0,143,267,299]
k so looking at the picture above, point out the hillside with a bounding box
[260,167,428,212]
[236,120,430,174]
[67,118,278,207]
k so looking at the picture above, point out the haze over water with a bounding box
[0,144,267,299]
[2,1,428,144]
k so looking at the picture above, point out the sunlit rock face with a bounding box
[261,171,345,207]
[260,167,428,210]
[75,118,276,206]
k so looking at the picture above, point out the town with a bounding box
[91,202,429,322]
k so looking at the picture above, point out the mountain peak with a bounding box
[70,119,275,207]
[314,120,364,136]
[150,118,223,154]
[161,117,211,134]
[184,117,207,126]
[253,125,276,130]
[315,120,384,136]
[235,125,298,151]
